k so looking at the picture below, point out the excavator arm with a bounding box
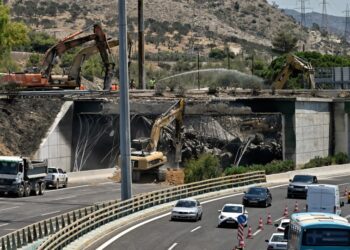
[41,24,114,90]
[146,99,185,153]
[273,54,315,89]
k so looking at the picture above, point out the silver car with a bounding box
[171,198,203,221]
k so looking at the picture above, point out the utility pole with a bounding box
[320,0,329,33]
[300,0,306,28]
[227,47,230,70]
[118,0,132,200]
[344,4,350,41]
[197,50,200,90]
[138,0,145,89]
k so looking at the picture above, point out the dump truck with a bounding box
[0,156,48,197]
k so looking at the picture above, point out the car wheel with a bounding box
[63,179,68,188]
[199,213,202,220]
[55,180,59,189]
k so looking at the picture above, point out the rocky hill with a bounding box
[6,0,342,56]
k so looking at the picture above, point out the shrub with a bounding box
[333,152,349,164]
[303,156,331,169]
[224,160,294,175]
[184,153,222,183]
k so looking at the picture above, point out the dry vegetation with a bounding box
[7,0,333,55]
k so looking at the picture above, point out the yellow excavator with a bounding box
[273,54,316,89]
[127,98,185,182]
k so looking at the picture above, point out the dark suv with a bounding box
[287,175,318,198]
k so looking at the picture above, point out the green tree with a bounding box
[81,54,104,81]
[0,4,29,68]
[272,26,298,53]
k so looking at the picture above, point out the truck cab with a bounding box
[0,156,48,197]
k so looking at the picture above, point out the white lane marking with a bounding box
[48,195,76,201]
[168,243,178,250]
[46,184,90,192]
[0,206,19,212]
[274,216,285,222]
[252,229,261,236]
[191,226,201,232]
[41,210,61,216]
[98,182,115,185]
[0,223,9,227]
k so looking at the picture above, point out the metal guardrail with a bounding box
[0,171,265,250]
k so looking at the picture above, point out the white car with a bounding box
[275,218,290,232]
[265,233,287,250]
[171,198,203,221]
[217,203,248,227]
[45,167,68,189]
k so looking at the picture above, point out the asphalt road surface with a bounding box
[90,175,350,250]
[0,181,161,236]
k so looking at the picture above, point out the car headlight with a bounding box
[289,185,294,188]
[243,197,248,200]
[305,186,308,190]
[220,215,226,220]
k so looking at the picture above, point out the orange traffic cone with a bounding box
[258,217,264,230]
[239,239,245,248]
[283,205,289,218]
[247,225,253,239]
[294,201,299,212]
[266,213,272,225]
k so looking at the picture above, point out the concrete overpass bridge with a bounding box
[18,88,350,171]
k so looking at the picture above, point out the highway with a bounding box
[0,181,160,237]
[87,175,350,250]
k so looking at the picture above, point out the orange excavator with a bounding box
[0,24,115,90]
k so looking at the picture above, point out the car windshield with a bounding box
[293,175,313,183]
[48,168,58,173]
[281,222,289,228]
[271,234,287,242]
[175,200,196,208]
[0,161,18,175]
[223,205,242,213]
[247,188,266,195]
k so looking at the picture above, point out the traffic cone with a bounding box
[266,213,272,225]
[294,201,299,212]
[247,225,253,239]
[239,239,245,248]
[283,205,289,218]
[258,217,264,230]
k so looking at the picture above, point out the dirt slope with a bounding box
[0,98,64,156]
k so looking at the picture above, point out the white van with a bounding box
[306,184,344,215]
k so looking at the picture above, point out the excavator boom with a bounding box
[273,54,315,89]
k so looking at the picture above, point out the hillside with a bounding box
[6,0,342,57]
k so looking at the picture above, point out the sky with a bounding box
[267,0,349,17]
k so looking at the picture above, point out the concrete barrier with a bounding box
[67,168,118,184]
